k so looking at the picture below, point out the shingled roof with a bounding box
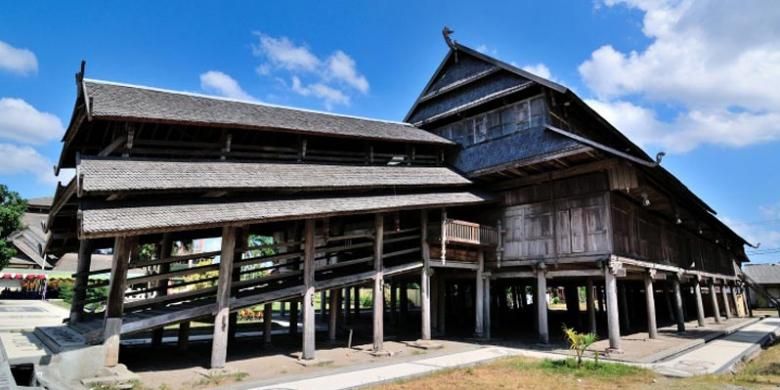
[81,79,453,145]
[77,158,471,194]
[743,264,780,284]
[80,192,489,238]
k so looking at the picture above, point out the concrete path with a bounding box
[238,318,780,389]
[652,317,780,377]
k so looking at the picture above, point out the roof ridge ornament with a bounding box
[442,26,459,62]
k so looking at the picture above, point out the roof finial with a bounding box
[76,60,86,83]
[442,26,456,49]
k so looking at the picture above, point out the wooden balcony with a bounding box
[428,219,498,264]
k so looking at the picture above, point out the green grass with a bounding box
[538,358,645,377]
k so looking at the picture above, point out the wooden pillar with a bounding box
[430,273,438,333]
[372,214,385,353]
[619,283,631,332]
[708,278,721,324]
[721,280,732,320]
[586,278,597,334]
[390,282,398,325]
[177,322,190,351]
[693,277,706,327]
[483,274,491,339]
[475,251,485,338]
[104,236,137,367]
[70,239,92,324]
[604,264,621,351]
[151,234,172,347]
[328,289,339,342]
[672,276,685,332]
[743,283,753,317]
[228,230,245,344]
[644,271,658,339]
[400,281,409,322]
[420,210,432,340]
[536,264,548,344]
[353,286,360,319]
[344,287,351,324]
[263,303,273,345]
[731,283,742,318]
[289,300,299,335]
[302,219,316,360]
[211,226,237,369]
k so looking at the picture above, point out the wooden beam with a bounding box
[211,226,237,369]
[490,158,616,191]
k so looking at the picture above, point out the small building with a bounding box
[743,264,780,307]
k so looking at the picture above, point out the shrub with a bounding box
[562,325,598,367]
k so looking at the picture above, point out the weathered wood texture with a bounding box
[210,226,236,369]
[501,174,610,261]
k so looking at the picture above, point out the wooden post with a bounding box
[644,271,658,339]
[353,286,360,319]
[744,283,753,317]
[619,283,631,332]
[586,278,597,334]
[420,210,432,340]
[721,280,732,320]
[104,236,136,367]
[344,287,351,324]
[302,219,316,360]
[672,276,685,332]
[328,289,339,342]
[70,239,92,323]
[604,263,621,351]
[440,209,447,265]
[400,281,408,322]
[151,234,172,347]
[177,322,190,351]
[289,300,299,335]
[536,263,548,344]
[709,278,721,323]
[390,282,398,325]
[484,274,491,339]
[263,303,273,345]
[730,283,742,318]
[475,251,485,338]
[210,226,237,369]
[372,214,385,353]
[694,276,706,327]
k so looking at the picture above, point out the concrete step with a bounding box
[32,326,87,354]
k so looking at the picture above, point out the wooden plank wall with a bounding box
[500,173,610,261]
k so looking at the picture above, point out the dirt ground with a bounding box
[374,339,780,390]
[124,335,479,390]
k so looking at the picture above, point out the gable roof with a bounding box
[76,79,454,146]
[403,42,566,123]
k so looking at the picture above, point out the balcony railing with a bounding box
[430,219,498,247]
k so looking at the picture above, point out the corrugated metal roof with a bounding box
[83,79,453,145]
[78,158,470,193]
[80,192,490,238]
[743,264,780,284]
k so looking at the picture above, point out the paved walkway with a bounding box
[653,317,780,377]
[237,318,780,389]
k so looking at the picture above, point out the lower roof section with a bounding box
[79,191,490,239]
[77,158,470,194]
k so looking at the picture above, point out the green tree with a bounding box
[562,325,598,368]
[0,185,27,269]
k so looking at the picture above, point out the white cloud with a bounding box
[521,63,554,81]
[580,0,780,152]
[325,51,369,94]
[291,76,349,110]
[252,33,320,72]
[199,71,256,101]
[0,98,64,144]
[0,40,38,75]
[252,32,369,108]
[0,143,58,183]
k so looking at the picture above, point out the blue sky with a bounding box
[1,1,779,262]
